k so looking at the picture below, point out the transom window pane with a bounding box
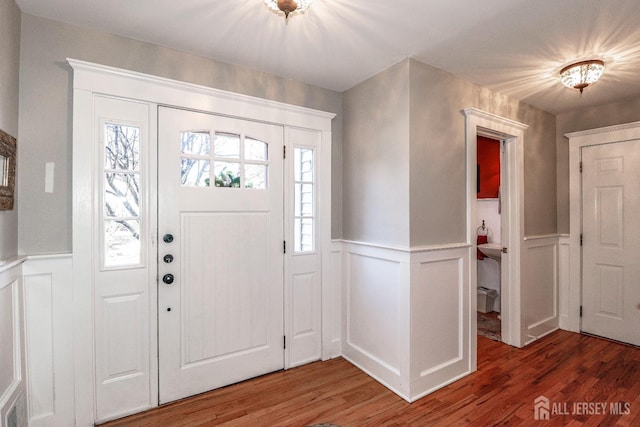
[214,132,240,158]
[103,123,142,268]
[294,147,315,252]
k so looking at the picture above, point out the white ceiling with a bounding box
[15,0,640,114]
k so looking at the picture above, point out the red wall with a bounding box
[477,136,500,198]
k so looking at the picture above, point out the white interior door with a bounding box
[582,139,640,346]
[158,107,285,403]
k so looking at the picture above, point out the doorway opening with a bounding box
[464,108,528,360]
[476,135,502,342]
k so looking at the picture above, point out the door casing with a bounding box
[580,139,640,345]
[566,121,640,335]
[464,108,529,355]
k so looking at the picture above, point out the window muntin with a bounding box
[181,129,269,189]
[293,147,315,252]
[103,123,143,268]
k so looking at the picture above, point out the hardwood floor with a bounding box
[103,330,640,426]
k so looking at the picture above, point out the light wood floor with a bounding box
[103,330,640,426]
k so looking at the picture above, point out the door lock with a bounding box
[163,233,174,243]
[163,254,174,263]
[163,274,175,284]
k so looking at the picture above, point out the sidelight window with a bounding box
[102,123,143,268]
[294,147,315,252]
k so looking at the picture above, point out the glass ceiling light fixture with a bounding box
[560,59,605,94]
[264,0,313,21]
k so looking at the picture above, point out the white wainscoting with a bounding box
[409,245,472,401]
[339,241,472,402]
[521,235,560,346]
[0,257,26,427]
[341,242,410,398]
[323,240,343,360]
[557,235,576,332]
[22,254,74,427]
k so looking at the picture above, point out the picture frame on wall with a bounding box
[0,128,16,210]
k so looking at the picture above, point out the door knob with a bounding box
[163,254,174,263]
[163,274,174,284]
[163,233,174,243]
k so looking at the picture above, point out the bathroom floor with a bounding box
[477,311,501,341]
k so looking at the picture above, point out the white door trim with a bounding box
[566,120,640,333]
[69,59,334,425]
[464,108,528,349]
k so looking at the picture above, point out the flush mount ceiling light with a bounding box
[264,0,313,21]
[560,59,605,94]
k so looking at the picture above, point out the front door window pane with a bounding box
[245,164,267,189]
[214,132,240,159]
[181,158,210,187]
[245,137,268,161]
[182,130,269,190]
[213,162,241,187]
[181,131,210,156]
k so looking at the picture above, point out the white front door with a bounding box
[158,107,285,403]
[582,139,640,346]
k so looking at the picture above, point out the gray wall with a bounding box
[18,13,342,255]
[0,0,20,260]
[343,59,557,247]
[342,60,411,247]
[556,95,640,233]
[409,60,556,246]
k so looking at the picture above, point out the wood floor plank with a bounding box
[102,331,640,426]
